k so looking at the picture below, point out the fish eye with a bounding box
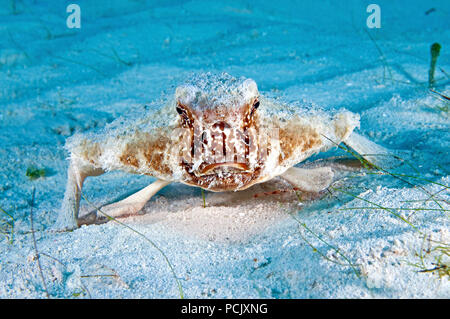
[176,104,192,127]
[176,106,185,115]
[245,99,260,123]
[176,105,190,118]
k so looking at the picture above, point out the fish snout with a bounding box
[192,122,251,176]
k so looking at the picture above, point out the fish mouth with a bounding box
[197,162,250,176]
[181,160,262,192]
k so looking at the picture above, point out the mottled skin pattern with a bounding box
[54,73,362,230]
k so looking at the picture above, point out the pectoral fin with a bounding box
[281,166,334,193]
[343,133,393,167]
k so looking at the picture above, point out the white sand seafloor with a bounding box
[0,0,449,298]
